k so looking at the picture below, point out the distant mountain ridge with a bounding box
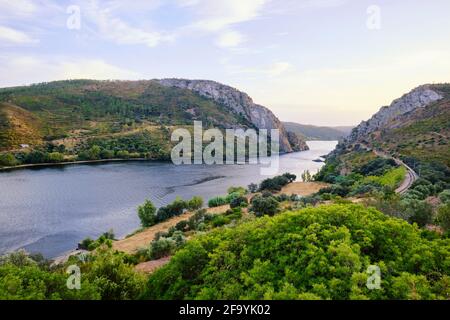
[283,122,353,141]
[157,79,307,152]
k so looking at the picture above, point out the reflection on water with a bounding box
[0,141,337,258]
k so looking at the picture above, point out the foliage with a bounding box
[248,183,258,193]
[227,186,247,196]
[208,196,228,208]
[144,204,450,300]
[0,247,145,300]
[138,200,157,228]
[187,196,203,211]
[435,203,450,232]
[230,196,248,209]
[249,195,280,217]
[0,153,18,166]
[259,173,296,192]
[301,170,313,182]
[79,230,115,251]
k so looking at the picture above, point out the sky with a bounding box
[0,0,449,126]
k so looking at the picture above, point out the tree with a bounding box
[144,204,450,300]
[137,200,156,227]
[187,196,203,211]
[301,170,312,182]
[435,203,450,232]
[249,195,279,217]
[45,152,64,163]
[0,153,18,166]
[248,183,258,193]
[230,196,248,209]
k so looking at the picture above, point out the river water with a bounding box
[0,141,337,258]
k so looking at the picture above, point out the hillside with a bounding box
[344,83,450,167]
[283,122,353,141]
[0,80,308,166]
[315,84,449,230]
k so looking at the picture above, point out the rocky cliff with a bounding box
[347,85,443,144]
[157,79,308,152]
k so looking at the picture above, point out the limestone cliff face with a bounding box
[157,79,309,152]
[347,85,443,144]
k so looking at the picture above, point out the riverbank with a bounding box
[0,157,152,172]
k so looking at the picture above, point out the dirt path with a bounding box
[113,204,230,254]
[134,257,171,274]
[114,182,328,255]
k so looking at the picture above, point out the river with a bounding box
[0,141,337,258]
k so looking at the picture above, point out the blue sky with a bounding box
[1,0,449,126]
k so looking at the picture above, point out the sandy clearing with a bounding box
[280,181,329,196]
[113,204,230,254]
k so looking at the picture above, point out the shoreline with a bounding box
[0,158,162,172]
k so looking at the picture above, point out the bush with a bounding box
[208,196,227,208]
[439,190,450,204]
[249,195,279,217]
[0,153,18,166]
[187,196,203,211]
[259,176,289,192]
[230,196,248,209]
[435,203,450,231]
[144,204,450,300]
[404,199,434,227]
[148,238,177,260]
[248,183,258,193]
[227,186,247,195]
[156,197,187,223]
[138,200,157,227]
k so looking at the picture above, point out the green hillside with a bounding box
[283,122,353,141]
[0,80,256,166]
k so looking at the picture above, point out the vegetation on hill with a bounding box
[144,204,450,300]
[283,122,353,141]
[0,80,259,167]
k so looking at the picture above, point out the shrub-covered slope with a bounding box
[143,204,450,300]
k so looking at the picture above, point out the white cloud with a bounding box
[179,0,268,48]
[0,25,38,45]
[0,55,140,87]
[79,0,173,47]
[0,0,37,18]
[186,0,268,31]
[215,30,245,47]
[221,60,293,77]
[267,62,292,76]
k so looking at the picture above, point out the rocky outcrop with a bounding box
[286,131,309,152]
[157,79,308,152]
[347,84,443,144]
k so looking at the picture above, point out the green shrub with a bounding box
[144,204,450,300]
[230,196,248,209]
[439,190,450,204]
[148,238,177,260]
[208,196,227,208]
[435,203,450,231]
[248,183,258,193]
[187,196,203,211]
[249,195,279,217]
[138,200,156,227]
[0,153,18,166]
[227,186,247,195]
[404,199,434,227]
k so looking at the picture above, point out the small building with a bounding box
[20,144,30,149]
